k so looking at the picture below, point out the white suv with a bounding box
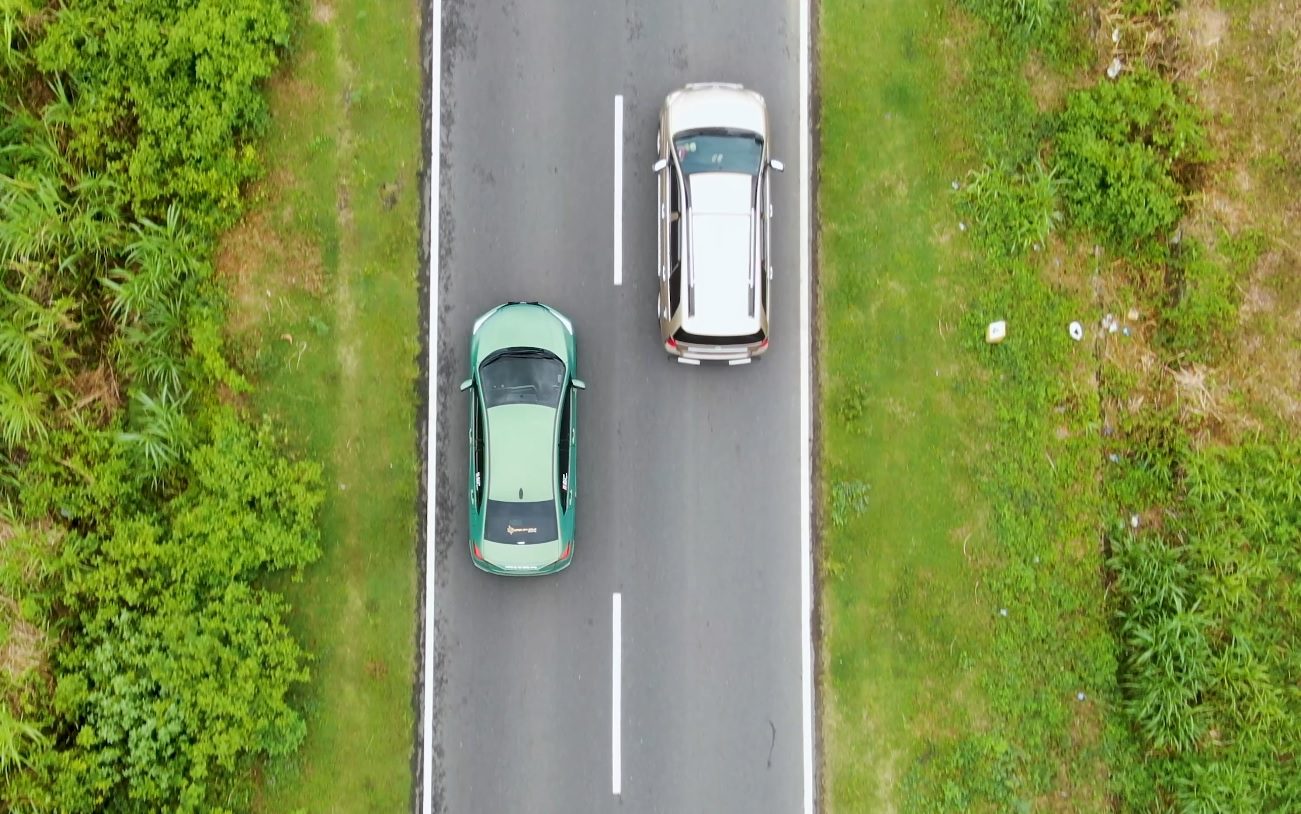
[653,83,783,365]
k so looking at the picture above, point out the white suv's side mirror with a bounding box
[652,158,669,173]
[769,159,785,172]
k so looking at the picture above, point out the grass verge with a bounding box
[821,0,1300,811]
[818,2,1115,810]
[216,0,423,809]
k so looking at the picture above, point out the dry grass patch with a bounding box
[1168,0,1301,436]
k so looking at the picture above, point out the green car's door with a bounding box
[557,383,577,548]
[468,382,487,551]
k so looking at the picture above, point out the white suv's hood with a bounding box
[667,85,767,137]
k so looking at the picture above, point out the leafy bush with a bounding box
[1158,232,1265,364]
[1,3,321,808]
[1109,442,1301,810]
[829,480,870,528]
[957,0,1088,66]
[1055,70,1210,249]
[957,158,1062,257]
[34,0,293,234]
[7,411,323,812]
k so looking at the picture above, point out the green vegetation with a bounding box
[819,1,1060,809]
[821,0,1300,811]
[216,1,422,809]
[33,0,291,231]
[1,0,328,812]
[1055,70,1210,250]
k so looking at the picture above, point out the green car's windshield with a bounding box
[479,348,565,408]
[673,129,764,175]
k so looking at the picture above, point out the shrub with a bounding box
[34,0,293,235]
[957,158,1062,257]
[1109,442,1301,809]
[29,410,323,812]
[1055,70,1210,249]
[957,0,1088,66]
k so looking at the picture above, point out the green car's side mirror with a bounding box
[652,158,668,173]
[459,379,473,391]
[571,379,587,391]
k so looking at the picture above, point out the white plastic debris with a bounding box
[1107,57,1124,79]
[1069,321,1084,341]
[958,221,968,232]
[951,180,961,190]
[1077,691,1087,702]
[986,320,1008,344]
[1130,514,1141,529]
[999,608,1009,617]
[1111,27,1120,43]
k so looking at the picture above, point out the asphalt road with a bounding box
[428,2,805,811]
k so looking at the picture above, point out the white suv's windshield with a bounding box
[674,130,764,175]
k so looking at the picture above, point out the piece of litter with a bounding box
[1068,321,1084,341]
[1126,307,1140,321]
[958,221,967,232]
[1112,27,1120,43]
[1033,556,1040,564]
[986,320,1007,344]
[1108,453,1120,463]
[999,608,1009,617]
[1122,326,1132,337]
[1130,514,1140,529]
[1107,57,1124,79]
[951,180,960,190]
[1077,691,1087,701]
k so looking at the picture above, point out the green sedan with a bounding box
[460,302,585,575]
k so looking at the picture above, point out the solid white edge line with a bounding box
[612,592,623,796]
[422,0,441,811]
[799,0,814,811]
[613,95,624,286]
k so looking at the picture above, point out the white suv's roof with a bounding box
[684,173,760,338]
[666,83,767,138]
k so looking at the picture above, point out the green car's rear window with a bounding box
[484,499,558,545]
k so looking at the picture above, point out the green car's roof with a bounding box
[486,404,555,503]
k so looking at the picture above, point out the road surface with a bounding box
[422,1,811,811]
